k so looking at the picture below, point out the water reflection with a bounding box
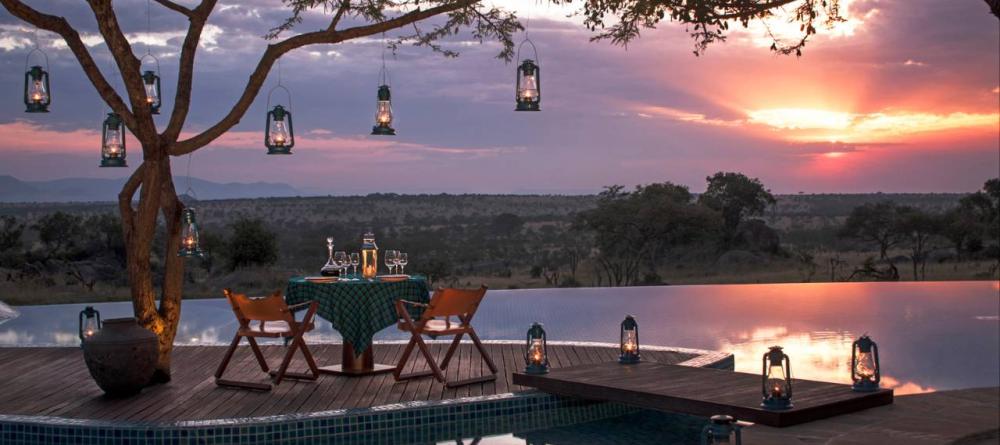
[1,281,996,393]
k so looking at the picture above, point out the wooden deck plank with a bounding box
[512,361,893,428]
[0,344,703,422]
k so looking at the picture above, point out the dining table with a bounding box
[285,275,430,376]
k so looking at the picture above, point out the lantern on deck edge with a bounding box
[761,346,793,410]
[100,112,127,167]
[178,208,204,258]
[701,415,742,445]
[264,85,294,155]
[361,231,379,280]
[619,314,640,364]
[78,306,101,344]
[851,335,881,392]
[514,39,540,112]
[24,48,51,113]
[524,322,549,374]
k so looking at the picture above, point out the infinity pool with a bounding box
[2,281,997,395]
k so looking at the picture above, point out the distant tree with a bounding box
[942,179,999,260]
[85,213,126,267]
[421,258,453,285]
[31,212,86,261]
[492,213,525,237]
[840,202,906,280]
[897,207,941,280]
[578,182,719,286]
[225,218,279,271]
[0,216,24,252]
[698,172,776,249]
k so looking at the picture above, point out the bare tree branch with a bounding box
[0,0,136,129]
[152,0,194,16]
[162,0,218,142]
[328,0,351,31]
[170,0,478,156]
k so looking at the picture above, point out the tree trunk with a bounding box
[119,155,186,384]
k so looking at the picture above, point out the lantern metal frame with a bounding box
[700,415,742,445]
[78,306,101,344]
[140,53,162,114]
[23,47,51,113]
[619,314,640,364]
[264,84,295,155]
[514,38,540,112]
[371,57,396,136]
[761,346,793,410]
[851,335,881,392]
[524,322,550,374]
[178,207,204,258]
[100,112,127,167]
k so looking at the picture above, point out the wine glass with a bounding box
[334,251,348,277]
[350,252,360,277]
[385,250,397,274]
[398,252,408,275]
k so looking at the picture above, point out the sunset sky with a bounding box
[0,0,997,195]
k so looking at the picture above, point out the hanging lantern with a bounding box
[761,346,793,410]
[178,208,204,257]
[78,306,101,344]
[142,70,161,114]
[23,47,50,113]
[524,322,549,374]
[851,335,881,392]
[371,85,395,135]
[264,83,294,155]
[619,315,640,364]
[701,415,742,445]
[361,231,379,280]
[514,39,540,112]
[100,112,127,167]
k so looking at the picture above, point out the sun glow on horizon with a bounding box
[747,107,999,143]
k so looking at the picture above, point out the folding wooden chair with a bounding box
[394,285,497,388]
[215,289,320,391]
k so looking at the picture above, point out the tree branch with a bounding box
[163,0,217,142]
[152,0,193,17]
[0,0,136,129]
[328,0,350,31]
[170,0,479,156]
[85,0,156,141]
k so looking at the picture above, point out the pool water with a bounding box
[1,281,997,394]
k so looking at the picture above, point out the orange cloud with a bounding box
[747,108,998,143]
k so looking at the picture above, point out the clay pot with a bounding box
[82,317,158,397]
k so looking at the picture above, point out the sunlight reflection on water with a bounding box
[1,280,996,394]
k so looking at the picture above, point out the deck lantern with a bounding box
[851,335,881,392]
[371,85,395,135]
[100,112,127,167]
[78,306,101,344]
[514,39,540,111]
[142,70,161,114]
[761,346,793,410]
[524,322,550,374]
[178,208,203,257]
[361,231,379,280]
[619,314,640,364]
[264,80,294,155]
[701,415,742,445]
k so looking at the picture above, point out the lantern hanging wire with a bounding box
[371,35,396,136]
[514,32,540,112]
[264,58,295,154]
[140,0,162,114]
[23,29,51,113]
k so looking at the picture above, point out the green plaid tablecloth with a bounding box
[285,276,430,356]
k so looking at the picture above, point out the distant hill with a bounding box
[0,175,302,203]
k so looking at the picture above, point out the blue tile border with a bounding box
[0,342,733,444]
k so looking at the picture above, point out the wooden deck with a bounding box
[513,361,894,427]
[0,343,697,422]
